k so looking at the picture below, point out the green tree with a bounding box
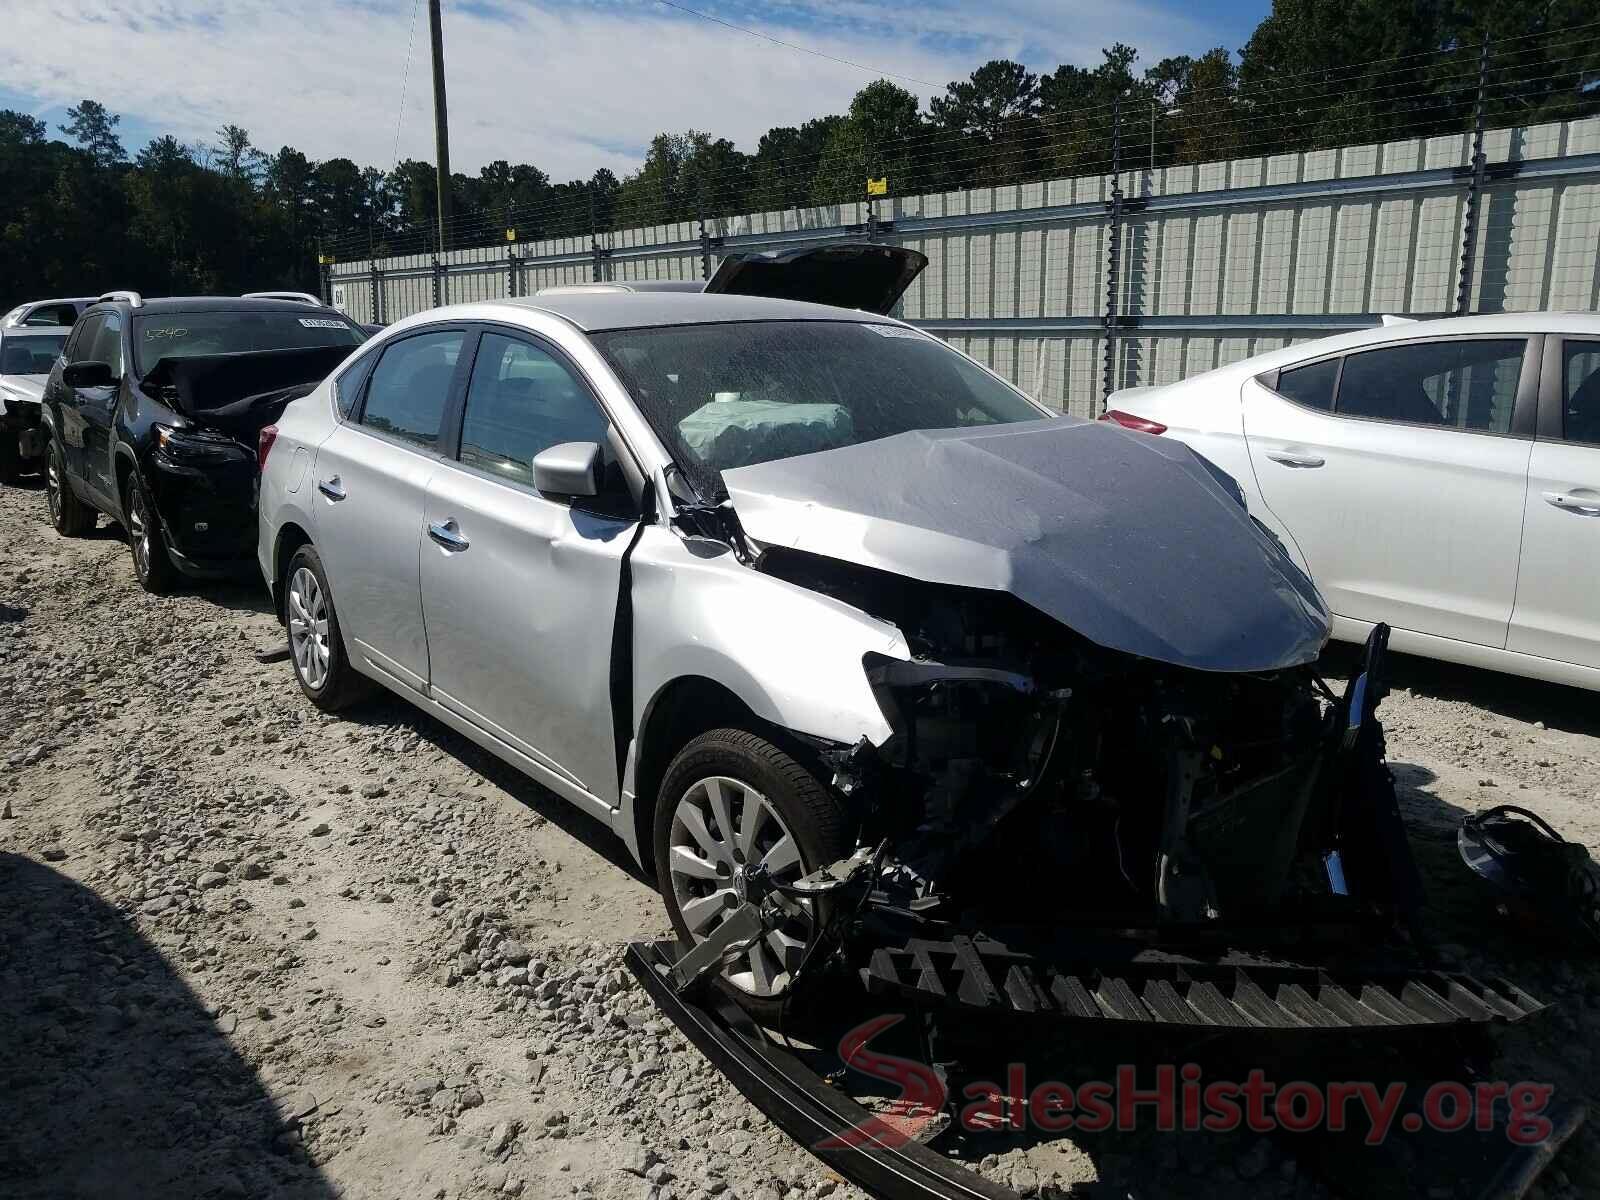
[810,80,924,204]
[60,99,125,166]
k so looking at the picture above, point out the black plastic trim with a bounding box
[625,941,1022,1200]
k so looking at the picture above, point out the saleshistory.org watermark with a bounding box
[818,1015,1557,1151]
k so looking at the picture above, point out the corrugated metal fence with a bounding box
[329,115,1600,417]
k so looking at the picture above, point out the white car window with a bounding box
[1563,341,1600,446]
[1336,339,1524,434]
[1272,358,1338,410]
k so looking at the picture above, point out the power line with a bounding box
[648,0,941,88]
[390,0,422,171]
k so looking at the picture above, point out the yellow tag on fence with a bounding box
[866,177,888,196]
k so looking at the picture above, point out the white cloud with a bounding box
[0,0,1236,181]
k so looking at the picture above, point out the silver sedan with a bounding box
[256,263,1333,1015]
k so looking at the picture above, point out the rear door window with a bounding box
[359,330,465,449]
[24,304,79,327]
[1561,341,1600,445]
[1335,339,1525,433]
[1270,358,1338,410]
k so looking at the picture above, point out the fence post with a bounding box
[431,254,444,307]
[1455,36,1492,316]
[1101,94,1124,412]
[369,263,382,325]
[507,245,520,298]
[699,216,712,280]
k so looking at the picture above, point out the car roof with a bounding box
[86,296,346,317]
[1196,311,1600,381]
[463,291,900,333]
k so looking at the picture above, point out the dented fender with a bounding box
[613,523,909,861]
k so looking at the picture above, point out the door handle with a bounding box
[1542,491,1600,516]
[1265,450,1325,468]
[317,476,346,501]
[427,520,470,551]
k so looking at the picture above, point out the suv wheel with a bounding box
[46,438,95,536]
[124,472,174,594]
[653,728,849,1022]
[284,544,367,711]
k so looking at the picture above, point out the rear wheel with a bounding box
[653,728,849,1022]
[45,437,95,536]
[124,472,174,594]
[284,544,367,711]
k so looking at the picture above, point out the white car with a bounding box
[1,297,95,329]
[1103,313,1600,691]
[0,324,71,482]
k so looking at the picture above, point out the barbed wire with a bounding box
[325,23,1600,263]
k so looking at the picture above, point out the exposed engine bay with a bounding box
[759,546,1412,939]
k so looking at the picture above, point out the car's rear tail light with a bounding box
[258,424,279,469]
[1099,409,1168,435]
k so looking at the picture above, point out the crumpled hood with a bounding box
[721,417,1331,672]
[0,374,45,416]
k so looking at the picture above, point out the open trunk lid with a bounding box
[703,243,928,315]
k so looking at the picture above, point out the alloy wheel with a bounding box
[45,453,61,523]
[128,486,151,581]
[287,566,331,691]
[667,775,810,997]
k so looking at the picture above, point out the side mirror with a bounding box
[532,441,602,498]
[63,360,116,389]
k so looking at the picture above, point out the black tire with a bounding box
[0,434,20,485]
[45,436,95,536]
[282,544,368,712]
[123,471,175,594]
[653,727,850,1023]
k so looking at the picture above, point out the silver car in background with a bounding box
[257,248,1338,1015]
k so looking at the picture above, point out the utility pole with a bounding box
[428,0,452,254]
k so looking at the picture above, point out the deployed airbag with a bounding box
[678,399,853,471]
[722,418,1331,673]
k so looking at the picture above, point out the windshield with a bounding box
[132,310,365,376]
[1,332,68,375]
[591,320,1045,497]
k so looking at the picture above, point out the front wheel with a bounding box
[653,728,849,1022]
[124,472,174,594]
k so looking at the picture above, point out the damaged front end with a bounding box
[749,564,1409,951]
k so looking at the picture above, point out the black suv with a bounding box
[42,293,366,592]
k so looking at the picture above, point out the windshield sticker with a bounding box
[298,317,347,329]
[864,323,926,340]
[145,327,188,339]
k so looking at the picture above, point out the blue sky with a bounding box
[0,0,1271,180]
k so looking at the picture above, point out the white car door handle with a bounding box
[1543,491,1600,516]
[427,520,470,551]
[1265,450,1325,468]
[317,476,346,501]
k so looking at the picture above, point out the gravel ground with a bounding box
[1,475,1597,1200]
